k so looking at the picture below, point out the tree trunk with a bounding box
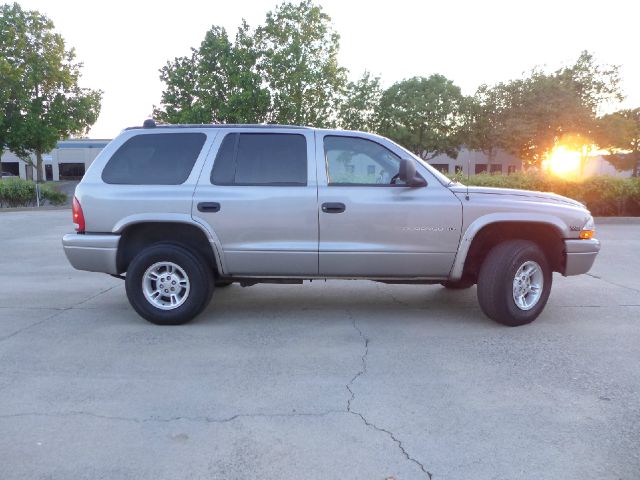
[35,151,44,183]
[633,151,639,178]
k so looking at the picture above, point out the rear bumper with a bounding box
[62,233,120,274]
[563,239,600,276]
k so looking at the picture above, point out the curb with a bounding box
[0,206,71,213]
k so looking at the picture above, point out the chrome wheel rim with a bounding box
[512,260,543,311]
[142,262,190,310]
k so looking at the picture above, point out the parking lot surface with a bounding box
[0,210,638,480]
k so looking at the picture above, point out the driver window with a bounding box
[324,136,404,186]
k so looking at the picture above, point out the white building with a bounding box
[1,139,110,181]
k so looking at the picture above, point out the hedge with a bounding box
[0,178,68,208]
[452,173,640,216]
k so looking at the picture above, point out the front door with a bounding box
[316,133,462,278]
[193,129,318,276]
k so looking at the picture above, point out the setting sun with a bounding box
[543,146,582,178]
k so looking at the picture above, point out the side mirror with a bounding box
[399,158,427,187]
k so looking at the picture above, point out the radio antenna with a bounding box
[465,153,470,201]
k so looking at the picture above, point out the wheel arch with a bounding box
[115,218,223,275]
[450,214,567,282]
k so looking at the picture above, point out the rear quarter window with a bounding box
[102,133,206,185]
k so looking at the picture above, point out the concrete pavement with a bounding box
[0,210,638,479]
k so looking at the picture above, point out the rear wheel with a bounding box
[477,240,552,326]
[125,243,213,325]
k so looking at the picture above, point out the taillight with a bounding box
[72,196,85,233]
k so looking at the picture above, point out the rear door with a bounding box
[193,128,318,276]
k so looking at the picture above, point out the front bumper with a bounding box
[563,239,600,276]
[62,233,120,274]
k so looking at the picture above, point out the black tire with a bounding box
[125,243,213,325]
[441,278,475,289]
[477,240,552,326]
[215,280,233,288]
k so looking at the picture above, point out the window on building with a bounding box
[430,163,449,174]
[324,136,402,185]
[59,163,86,180]
[490,164,502,174]
[211,133,307,186]
[1,162,19,176]
[102,133,206,185]
[507,165,517,174]
[475,164,488,174]
[455,165,464,174]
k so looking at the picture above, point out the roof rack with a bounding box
[126,120,311,131]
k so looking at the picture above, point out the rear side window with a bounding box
[211,133,307,186]
[102,133,206,185]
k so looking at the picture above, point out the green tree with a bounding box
[596,108,640,177]
[378,75,467,160]
[0,5,24,174]
[465,83,510,169]
[154,22,270,124]
[0,3,102,182]
[338,71,382,132]
[497,51,622,171]
[255,0,346,126]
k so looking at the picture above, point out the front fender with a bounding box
[448,213,568,281]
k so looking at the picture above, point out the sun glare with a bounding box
[543,146,582,178]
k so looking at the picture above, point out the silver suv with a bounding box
[62,122,600,326]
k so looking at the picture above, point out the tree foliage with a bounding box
[156,0,346,127]
[377,74,467,160]
[256,0,346,126]
[154,22,269,124]
[0,2,102,181]
[465,83,510,165]
[338,71,382,132]
[596,108,640,176]
[466,51,623,169]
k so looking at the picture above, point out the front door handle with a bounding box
[321,202,346,214]
[197,202,221,213]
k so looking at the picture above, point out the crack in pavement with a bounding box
[0,409,342,425]
[586,273,640,294]
[346,312,433,479]
[0,284,121,344]
[374,282,414,308]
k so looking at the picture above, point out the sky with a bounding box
[15,0,640,139]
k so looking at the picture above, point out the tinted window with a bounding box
[323,136,403,185]
[211,133,307,186]
[102,133,206,185]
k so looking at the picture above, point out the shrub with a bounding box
[40,184,68,206]
[0,179,68,207]
[0,178,36,207]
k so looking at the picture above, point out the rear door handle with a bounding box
[321,202,346,214]
[197,202,221,213]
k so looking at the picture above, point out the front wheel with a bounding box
[477,240,552,326]
[125,243,213,325]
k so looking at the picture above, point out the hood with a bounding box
[449,185,585,209]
